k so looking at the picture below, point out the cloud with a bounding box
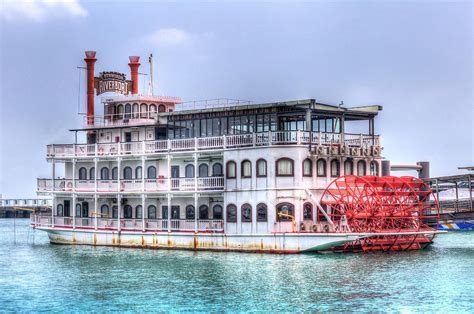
[0,0,88,22]
[145,28,192,47]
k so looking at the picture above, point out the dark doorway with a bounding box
[125,132,132,142]
[64,200,71,217]
[82,202,89,217]
[155,127,167,140]
[171,166,180,190]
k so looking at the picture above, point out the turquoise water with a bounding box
[1,219,473,312]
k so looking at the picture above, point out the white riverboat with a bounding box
[31,51,439,253]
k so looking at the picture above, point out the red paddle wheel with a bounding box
[320,175,440,252]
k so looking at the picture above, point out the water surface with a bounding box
[1,219,473,312]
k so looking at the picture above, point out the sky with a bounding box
[0,0,472,198]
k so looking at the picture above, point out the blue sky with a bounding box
[0,0,472,198]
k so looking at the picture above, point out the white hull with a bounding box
[39,227,364,253]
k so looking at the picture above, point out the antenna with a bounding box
[148,53,154,96]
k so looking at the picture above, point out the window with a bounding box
[357,161,366,176]
[111,205,117,218]
[123,167,133,180]
[199,164,208,177]
[257,203,267,222]
[171,206,180,219]
[256,159,267,177]
[227,204,237,222]
[241,160,252,178]
[112,167,118,180]
[158,104,166,112]
[132,103,139,118]
[148,205,157,219]
[124,205,132,219]
[140,103,147,118]
[125,103,131,119]
[162,206,168,219]
[212,205,223,220]
[185,164,195,178]
[186,205,195,219]
[100,204,109,217]
[241,204,252,222]
[303,203,313,220]
[89,167,95,180]
[276,158,294,176]
[370,161,379,176]
[276,203,294,221]
[226,161,236,178]
[135,205,142,219]
[303,159,312,177]
[212,163,223,176]
[57,204,64,216]
[75,203,81,217]
[135,166,142,179]
[100,167,109,180]
[330,160,340,177]
[317,159,326,177]
[147,166,156,179]
[149,104,157,116]
[344,160,353,175]
[117,104,124,118]
[78,167,87,180]
[199,205,209,219]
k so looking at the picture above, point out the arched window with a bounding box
[357,160,366,176]
[140,103,147,118]
[149,104,157,117]
[241,160,252,178]
[125,103,132,119]
[317,159,326,177]
[227,204,237,223]
[123,167,133,180]
[276,158,294,176]
[330,159,340,177]
[370,161,379,176]
[303,202,313,220]
[100,167,109,180]
[89,167,95,180]
[276,202,294,221]
[199,205,209,219]
[124,205,132,218]
[147,166,156,179]
[158,104,166,112]
[78,167,87,180]
[112,167,118,180]
[212,163,223,176]
[256,159,267,177]
[257,203,267,222]
[148,205,157,219]
[117,104,124,119]
[344,159,353,175]
[132,103,139,118]
[185,205,195,219]
[198,164,208,177]
[226,161,236,178]
[135,205,143,219]
[112,205,118,218]
[135,166,142,179]
[303,159,312,177]
[57,204,64,216]
[100,204,109,217]
[241,203,252,222]
[185,164,195,178]
[212,205,223,220]
[75,203,81,217]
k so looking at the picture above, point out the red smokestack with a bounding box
[128,56,140,95]
[84,51,97,125]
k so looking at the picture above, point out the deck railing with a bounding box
[32,215,224,232]
[46,131,380,158]
[37,177,225,193]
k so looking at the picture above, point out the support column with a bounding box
[117,194,122,232]
[52,160,56,227]
[381,160,391,176]
[72,193,76,229]
[142,194,146,232]
[194,193,198,233]
[194,153,198,192]
[51,194,56,228]
[94,195,98,230]
[167,193,171,232]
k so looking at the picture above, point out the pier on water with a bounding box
[0,197,52,218]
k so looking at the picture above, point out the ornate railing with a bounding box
[47,131,380,158]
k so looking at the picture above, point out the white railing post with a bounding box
[223,134,227,149]
[142,140,146,154]
[194,137,198,151]
[268,131,272,146]
[297,130,301,144]
[167,139,171,151]
[318,131,322,145]
[253,132,256,147]
[359,133,363,147]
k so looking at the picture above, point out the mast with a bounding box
[148,53,154,96]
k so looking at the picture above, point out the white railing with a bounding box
[0,198,52,207]
[38,177,225,193]
[83,112,157,129]
[46,131,380,158]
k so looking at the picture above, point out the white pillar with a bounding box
[167,193,171,232]
[94,195,98,230]
[194,153,198,192]
[194,193,198,232]
[72,193,76,229]
[51,160,55,227]
[142,194,146,232]
[117,194,121,232]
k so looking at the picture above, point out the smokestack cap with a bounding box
[129,56,140,63]
[85,51,96,58]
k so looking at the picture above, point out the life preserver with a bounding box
[98,147,105,156]
[300,222,305,231]
[323,225,330,233]
[312,224,318,232]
